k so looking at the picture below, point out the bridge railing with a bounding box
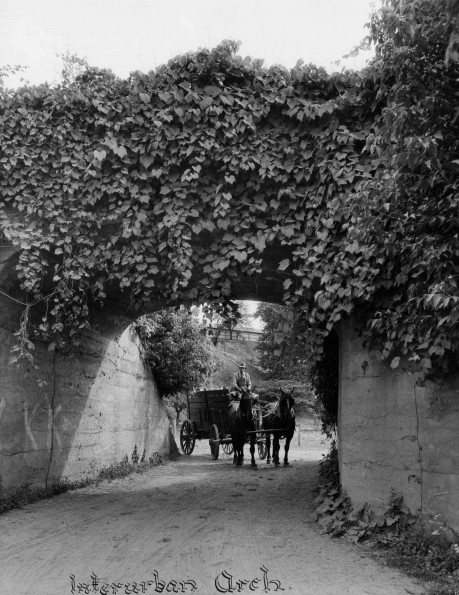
[205,327,263,343]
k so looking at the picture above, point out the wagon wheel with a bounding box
[222,437,234,456]
[209,424,220,460]
[180,420,196,455]
[257,438,267,460]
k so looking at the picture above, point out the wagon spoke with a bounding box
[180,420,196,455]
[257,439,267,460]
[222,436,233,456]
[209,424,220,460]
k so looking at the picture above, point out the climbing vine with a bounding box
[0,1,458,376]
[346,0,459,375]
[310,330,340,438]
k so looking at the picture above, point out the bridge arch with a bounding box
[2,19,459,531]
[2,219,459,533]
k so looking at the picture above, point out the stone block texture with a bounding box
[339,318,459,532]
[0,295,171,490]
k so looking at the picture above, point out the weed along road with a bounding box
[0,429,426,595]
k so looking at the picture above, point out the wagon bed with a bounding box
[179,388,266,460]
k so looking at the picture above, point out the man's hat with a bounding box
[239,362,246,368]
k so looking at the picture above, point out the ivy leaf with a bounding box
[278,259,290,271]
[140,155,154,169]
[139,92,150,104]
[390,357,400,369]
[220,95,234,106]
[115,145,128,159]
[234,251,248,263]
[93,150,107,161]
[215,259,230,271]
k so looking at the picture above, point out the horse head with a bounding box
[228,387,256,421]
[237,387,259,420]
[238,388,251,416]
[279,388,295,421]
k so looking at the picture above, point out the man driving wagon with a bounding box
[230,362,252,400]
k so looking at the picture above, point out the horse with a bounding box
[262,388,296,467]
[227,388,258,468]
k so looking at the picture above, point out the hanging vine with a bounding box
[0,1,458,377]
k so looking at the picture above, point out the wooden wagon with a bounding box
[179,388,267,460]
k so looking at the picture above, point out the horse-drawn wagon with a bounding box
[179,388,267,461]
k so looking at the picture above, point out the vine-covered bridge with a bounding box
[1,21,459,533]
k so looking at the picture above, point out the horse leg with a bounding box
[283,434,292,467]
[249,433,257,468]
[236,441,243,466]
[273,435,280,466]
[266,433,271,464]
[231,435,237,464]
[240,444,244,466]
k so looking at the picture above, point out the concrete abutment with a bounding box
[339,317,459,533]
[0,294,172,491]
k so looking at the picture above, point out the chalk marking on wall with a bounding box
[53,403,63,448]
[95,442,116,454]
[47,403,63,450]
[24,401,39,450]
[0,397,5,448]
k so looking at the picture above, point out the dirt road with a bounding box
[0,428,426,595]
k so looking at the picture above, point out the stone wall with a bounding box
[0,295,172,490]
[339,317,459,532]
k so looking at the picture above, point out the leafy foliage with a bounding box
[318,439,340,485]
[206,300,252,334]
[444,0,459,65]
[58,50,90,86]
[347,0,459,375]
[1,1,459,378]
[132,307,215,396]
[310,329,340,438]
[314,481,459,593]
[255,303,311,379]
[163,391,188,425]
[0,65,25,89]
[314,484,418,541]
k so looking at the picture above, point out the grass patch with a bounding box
[0,451,169,516]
